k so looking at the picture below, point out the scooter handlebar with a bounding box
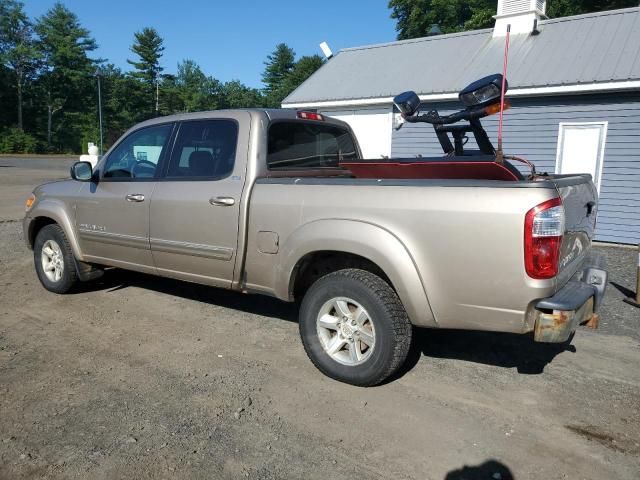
[404,107,487,125]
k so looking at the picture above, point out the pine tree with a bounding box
[0,0,40,131]
[35,2,97,150]
[261,43,295,107]
[173,59,222,112]
[127,27,164,116]
[280,55,324,101]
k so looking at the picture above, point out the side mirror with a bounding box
[70,161,93,182]
[393,91,421,117]
[459,73,508,108]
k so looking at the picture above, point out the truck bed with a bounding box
[249,171,596,332]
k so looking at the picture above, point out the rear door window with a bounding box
[267,121,357,169]
[166,120,238,179]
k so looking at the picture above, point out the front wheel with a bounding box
[299,269,412,386]
[34,224,79,294]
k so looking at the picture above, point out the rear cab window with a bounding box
[267,121,358,170]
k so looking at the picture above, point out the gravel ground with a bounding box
[0,158,639,479]
[596,245,640,341]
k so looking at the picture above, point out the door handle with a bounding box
[126,194,145,202]
[209,196,235,207]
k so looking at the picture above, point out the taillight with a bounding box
[524,197,564,279]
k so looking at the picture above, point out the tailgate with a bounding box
[550,174,599,286]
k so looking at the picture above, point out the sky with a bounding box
[25,0,398,88]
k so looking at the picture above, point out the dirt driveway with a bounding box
[1,157,639,479]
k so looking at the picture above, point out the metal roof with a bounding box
[283,7,640,105]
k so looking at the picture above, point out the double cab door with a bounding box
[149,114,250,287]
[76,111,251,287]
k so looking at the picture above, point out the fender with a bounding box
[275,219,437,328]
[25,198,83,260]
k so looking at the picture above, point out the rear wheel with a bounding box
[34,224,79,294]
[299,269,412,386]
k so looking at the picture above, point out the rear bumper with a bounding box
[532,253,608,343]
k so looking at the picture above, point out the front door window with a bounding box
[102,124,173,179]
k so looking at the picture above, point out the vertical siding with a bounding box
[391,92,640,244]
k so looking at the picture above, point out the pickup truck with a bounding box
[23,85,608,386]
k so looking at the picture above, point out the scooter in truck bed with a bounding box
[342,73,538,182]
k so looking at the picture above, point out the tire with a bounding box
[299,268,412,387]
[34,224,79,294]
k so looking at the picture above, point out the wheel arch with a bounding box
[27,216,57,248]
[26,200,83,259]
[290,250,392,299]
[276,219,436,327]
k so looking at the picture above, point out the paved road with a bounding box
[0,157,638,479]
[0,156,75,221]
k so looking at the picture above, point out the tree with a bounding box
[389,0,496,39]
[173,59,222,112]
[127,27,164,116]
[35,2,97,150]
[0,64,12,129]
[280,55,324,101]
[546,0,638,17]
[388,0,639,39]
[262,43,295,107]
[220,80,264,109]
[261,45,324,107]
[94,64,138,146]
[0,0,40,130]
[0,4,328,153]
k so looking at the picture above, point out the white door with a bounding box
[556,122,607,192]
[320,107,392,159]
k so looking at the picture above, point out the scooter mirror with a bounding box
[393,91,421,117]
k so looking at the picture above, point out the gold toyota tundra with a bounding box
[23,76,608,386]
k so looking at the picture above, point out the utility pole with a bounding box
[155,79,159,115]
[95,68,104,155]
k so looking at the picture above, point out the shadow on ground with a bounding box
[73,267,299,322]
[399,327,576,378]
[75,268,575,379]
[610,281,636,298]
[445,460,515,480]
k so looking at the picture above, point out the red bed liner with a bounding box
[340,160,521,181]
